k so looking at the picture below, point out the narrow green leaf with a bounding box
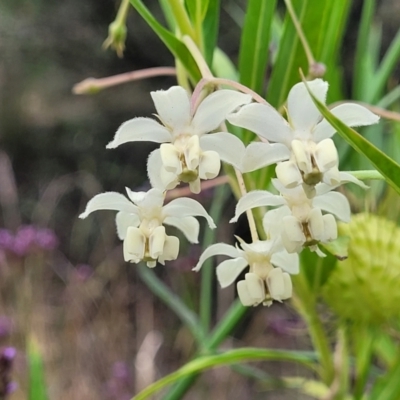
[129,0,201,83]
[202,0,220,66]
[132,348,318,399]
[304,80,400,195]
[28,338,48,400]
[238,0,277,94]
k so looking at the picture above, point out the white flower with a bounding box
[79,187,216,267]
[230,179,351,256]
[227,79,379,190]
[106,86,251,193]
[193,237,299,307]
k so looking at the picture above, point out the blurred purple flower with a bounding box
[0,317,13,338]
[0,346,16,398]
[75,264,93,282]
[12,226,37,256]
[0,230,13,251]
[34,228,58,250]
[106,361,132,400]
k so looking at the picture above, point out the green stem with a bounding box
[200,184,230,332]
[168,0,196,39]
[137,265,207,345]
[116,0,130,23]
[348,170,384,180]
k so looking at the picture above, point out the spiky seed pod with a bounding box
[323,213,400,325]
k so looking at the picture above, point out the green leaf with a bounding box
[132,348,318,399]
[238,0,277,95]
[304,79,400,195]
[28,338,49,400]
[202,0,220,66]
[129,0,201,83]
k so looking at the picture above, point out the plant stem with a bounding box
[168,0,196,39]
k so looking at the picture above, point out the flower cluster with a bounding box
[80,79,378,307]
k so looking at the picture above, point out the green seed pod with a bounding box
[323,213,400,325]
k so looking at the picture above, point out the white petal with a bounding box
[160,143,182,174]
[287,79,328,131]
[337,172,369,190]
[192,90,251,134]
[263,206,291,238]
[322,214,337,241]
[322,167,341,186]
[283,216,305,242]
[193,243,240,272]
[199,151,220,180]
[184,135,201,170]
[313,103,380,142]
[314,139,338,172]
[227,103,292,145]
[116,211,140,240]
[244,273,265,300]
[241,142,291,173]
[189,177,201,194]
[163,216,199,243]
[270,251,299,274]
[200,132,245,170]
[217,258,249,288]
[266,268,285,301]
[308,207,324,240]
[106,118,171,149]
[123,227,145,263]
[149,226,166,259]
[79,192,138,219]
[292,140,312,174]
[312,192,350,222]
[126,187,164,209]
[275,161,302,188]
[230,191,285,223]
[163,197,215,228]
[147,149,180,191]
[160,235,180,262]
[150,86,191,134]
[281,273,293,300]
[237,280,255,306]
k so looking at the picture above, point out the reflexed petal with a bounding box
[287,79,328,131]
[313,103,380,142]
[263,206,291,238]
[266,268,285,301]
[200,132,246,170]
[116,211,140,240]
[123,227,145,262]
[192,90,251,134]
[245,273,265,300]
[184,135,201,170]
[276,161,302,188]
[150,86,191,134]
[292,140,312,173]
[79,192,138,219]
[199,151,220,179]
[193,243,240,272]
[149,226,166,259]
[314,139,338,172]
[163,197,216,228]
[322,214,337,241]
[281,273,293,300]
[106,118,171,149]
[230,190,285,223]
[160,143,182,174]
[164,216,199,243]
[227,103,292,145]
[271,250,299,274]
[189,177,201,194]
[147,149,179,191]
[338,172,369,190]
[160,235,180,262]
[126,187,164,209]
[241,142,290,172]
[313,192,351,222]
[322,167,341,186]
[216,258,249,288]
[237,280,255,306]
[308,208,324,240]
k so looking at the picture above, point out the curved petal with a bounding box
[189,177,201,194]
[337,171,369,190]
[106,118,171,149]
[192,90,251,134]
[262,206,291,238]
[200,132,245,170]
[227,103,292,145]
[116,211,141,240]
[193,243,240,272]
[163,216,200,243]
[126,187,164,209]
[244,272,265,300]
[314,138,338,172]
[313,103,380,142]
[312,191,351,222]
[149,226,167,259]
[147,149,179,191]
[160,143,182,174]
[287,79,328,131]
[241,142,290,173]
[216,257,249,288]
[123,227,145,263]
[230,191,285,223]
[271,251,299,274]
[79,192,138,219]
[159,235,180,262]
[199,151,220,180]
[163,197,216,228]
[275,161,302,188]
[150,86,191,134]
[237,280,256,306]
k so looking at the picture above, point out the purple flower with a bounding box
[12,226,36,256]
[0,347,17,398]
[34,228,58,251]
[0,230,13,251]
